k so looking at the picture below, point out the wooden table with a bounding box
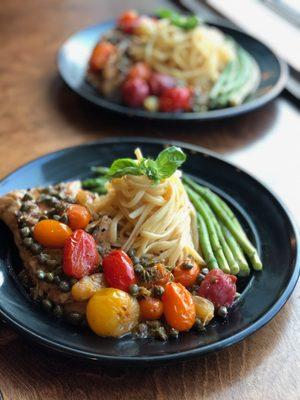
[0,1,299,399]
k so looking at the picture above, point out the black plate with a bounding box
[57,20,288,121]
[0,138,298,365]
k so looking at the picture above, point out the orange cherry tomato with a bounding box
[139,297,164,321]
[89,41,116,72]
[162,282,196,331]
[153,264,172,286]
[33,219,72,248]
[67,204,91,230]
[173,260,200,287]
[127,62,152,81]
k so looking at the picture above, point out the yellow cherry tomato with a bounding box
[86,288,140,337]
[33,219,72,248]
[193,295,214,326]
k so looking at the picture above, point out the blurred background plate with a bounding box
[0,138,298,365]
[57,21,288,121]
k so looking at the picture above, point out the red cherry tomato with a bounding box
[198,269,237,308]
[159,87,193,112]
[148,73,176,96]
[117,10,139,33]
[102,250,136,292]
[127,62,152,81]
[122,77,150,107]
[63,229,100,279]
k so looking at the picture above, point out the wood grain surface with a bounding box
[0,1,299,399]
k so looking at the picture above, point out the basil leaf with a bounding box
[156,8,199,30]
[140,158,160,182]
[106,158,142,178]
[155,146,186,179]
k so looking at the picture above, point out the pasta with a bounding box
[130,19,235,92]
[94,152,203,267]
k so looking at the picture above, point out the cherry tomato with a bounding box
[159,87,193,112]
[173,260,200,287]
[87,288,140,337]
[162,282,196,331]
[63,229,100,279]
[148,73,176,96]
[198,269,237,308]
[102,250,136,292]
[127,62,152,81]
[117,10,139,33]
[33,219,72,248]
[139,297,164,320]
[122,77,150,107]
[67,204,91,230]
[89,41,116,72]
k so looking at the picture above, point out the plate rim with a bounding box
[57,20,289,121]
[0,137,299,364]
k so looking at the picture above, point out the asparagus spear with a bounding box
[186,186,230,273]
[183,175,245,235]
[184,176,262,270]
[221,225,250,277]
[196,214,219,270]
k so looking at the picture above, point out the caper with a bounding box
[134,264,144,274]
[18,216,27,228]
[147,320,161,329]
[56,202,67,212]
[52,214,61,221]
[20,226,31,238]
[46,258,59,268]
[66,312,82,325]
[167,327,179,339]
[196,273,205,283]
[194,318,205,332]
[59,280,70,293]
[69,277,78,286]
[38,214,48,221]
[183,262,194,270]
[97,245,104,255]
[201,268,209,275]
[59,214,68,224]
[234,292,241,300]
[20,202,33,212]
[42,298,53,311]
[152,285,164,298]
[36,269,45,280]
[140,256,149,267]
[154,326,168,341]
[31,243,42,254]
[64,196,75,204]
[217,306,228,318]
[23,237,33,248]
[53,305,63,318]
[132,256,140,265]
[129,284,140,297]
[127,249,136,259]
[53,275,61,285]
[45,272,54,283]
[22,193,33,202]
[37,253,48,264]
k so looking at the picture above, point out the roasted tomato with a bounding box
[102,250,136,292]
[67,204,91,230]
[148,73,176,96]
[193,295,214,325]
[139,297,164,320]
[127,62,152,81]
[122,77,150,107]
[33,219,72,248]
[117,10,139,33]
[198,269,237,308]
[162,282,196,331]
[87,288,140,337]
[159,87,193,112]
[63,229,100,279]
[89,41,116,72]
[173,260,200,287]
